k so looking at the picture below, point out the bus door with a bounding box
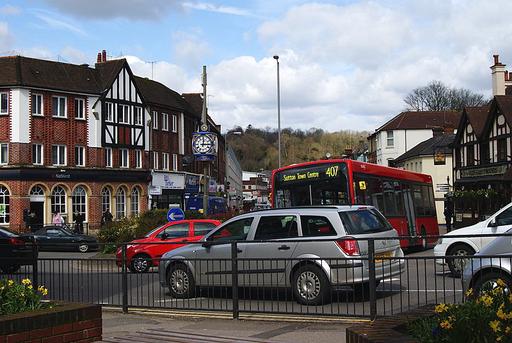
[402,184,416,237]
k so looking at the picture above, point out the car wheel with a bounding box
[78,242,89,253]
[447,244,475,278]
[167,264,195,299]
[129,254,151,273]
[292,264,330,305]
[0,265,20,274]
[472,271,512,296]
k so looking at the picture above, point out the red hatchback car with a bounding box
[116,219,221,273]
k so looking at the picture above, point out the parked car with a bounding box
[24,226,99,253]
[116,219,221,273]
[462,228,512,295]
[0,227,37,274]
[158,206,404,305]
[434,202,512,277]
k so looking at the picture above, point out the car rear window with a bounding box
[300,216,337,237]
[339,209,391,235]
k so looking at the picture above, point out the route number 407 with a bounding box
[325,166,339,177]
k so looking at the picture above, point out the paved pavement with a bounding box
[101,309,351,343]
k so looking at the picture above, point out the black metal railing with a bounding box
[1,233,511,320]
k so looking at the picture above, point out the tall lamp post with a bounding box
[273,55,281,168]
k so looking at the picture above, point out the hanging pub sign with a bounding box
[192,132,218,161]
[434,148,446,165]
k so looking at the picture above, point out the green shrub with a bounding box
[409,281,512,342]
[0,278,52,315]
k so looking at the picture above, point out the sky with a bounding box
[1,0,512,132]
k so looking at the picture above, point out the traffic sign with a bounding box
[167,208,185,222]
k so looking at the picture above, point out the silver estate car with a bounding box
[159,206,404,305]
[462,228,512,295]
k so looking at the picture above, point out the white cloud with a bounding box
[34,11,87,36]
[171,31,211,71]
[182,2,252,16]
[42,0,182,20]
[60,46,89,64]
[0,22,13,51]
[0,5,21,15]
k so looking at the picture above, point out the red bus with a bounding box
[271,159,439,249]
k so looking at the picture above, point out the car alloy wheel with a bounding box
[171,268,190,295]
[131,256,150,273]
[78,243,89,253]
[292,264,330,305]
[447,244,474,277]
[297,271,321,300]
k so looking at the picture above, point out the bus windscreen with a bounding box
[273,163,350,207]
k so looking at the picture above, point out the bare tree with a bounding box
[404,81,486,111]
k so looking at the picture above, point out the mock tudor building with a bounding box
[0,52,150,232]
[0,52,230,232]
[452,55,512,227]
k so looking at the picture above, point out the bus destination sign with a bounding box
[278,164,343,184]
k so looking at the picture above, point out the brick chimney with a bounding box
[102,50,107,63]
[491,54,507,96]
[96,52,101,63]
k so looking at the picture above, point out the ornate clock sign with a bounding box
[192,131,218,161]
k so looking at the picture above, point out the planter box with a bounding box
[346,305,434,343]
[0,302,102,343]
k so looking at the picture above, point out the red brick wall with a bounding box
[2,180,148,233]
[1,319,102,343]
[151,108,180,170]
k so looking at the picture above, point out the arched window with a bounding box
[131,187,140,216]
[101,187,111,214]
[51,186,66,217]
[72,186,87,220]
[30,185,45,196]
[115,188,126,219]
[0,186,9,224]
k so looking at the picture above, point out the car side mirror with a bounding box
[488,220,498,227]
[202,241,213,248]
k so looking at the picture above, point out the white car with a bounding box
[434,202,512,277]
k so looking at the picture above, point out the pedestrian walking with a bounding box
[74,211,85,234]
[52,212,64,226]
[444,196,454,232]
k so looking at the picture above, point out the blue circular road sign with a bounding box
[167,208,185,222]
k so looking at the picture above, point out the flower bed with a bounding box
[0,278,102,342]
[409,281,512,343]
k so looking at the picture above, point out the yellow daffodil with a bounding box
[37,285,49,296]
[440,320,453,330]
[21,278,31,286]
[497,305,507,320]
[27,285,33,290]
[490,320,501,333]
[435,303,449,313]
[7,280,14,286]
[505,326,511,335]
[479,295,493,307]
[497,336,503,342]
[465,288,473,297]
[496,279,506,288]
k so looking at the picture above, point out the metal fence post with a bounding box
[122,244,128,313]
[231,241,239,319]
[31,239,39,288]
[368,238,377,321]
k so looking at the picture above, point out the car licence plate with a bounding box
[375,251,393,263]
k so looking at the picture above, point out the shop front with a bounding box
[454,163,512,228]
[149,172,186,209]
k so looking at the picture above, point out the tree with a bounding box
[404,81,487,111]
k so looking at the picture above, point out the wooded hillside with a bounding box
[226,126,369,171]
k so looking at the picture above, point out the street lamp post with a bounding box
[273,55,281,168]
